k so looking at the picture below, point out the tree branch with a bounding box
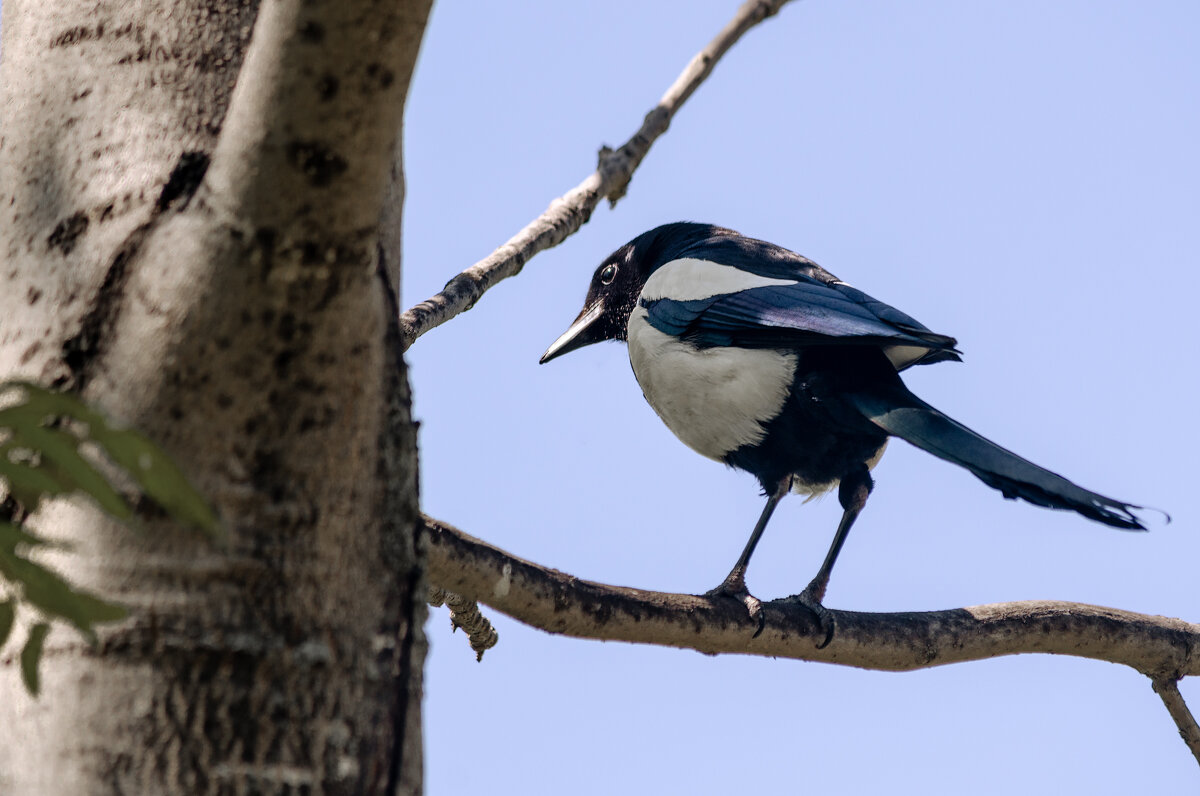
[1154,678,1200,765]
[423,515,1199,679]
[398,0,795,350]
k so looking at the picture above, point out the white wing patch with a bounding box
[884,344,930,370]
[639,258,797,302]
[627,306,797,460]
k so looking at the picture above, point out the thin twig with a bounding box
[398,0,795,350]
[1153,678,1200,766]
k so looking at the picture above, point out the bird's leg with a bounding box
[707,475,791,636]
[791,464,873,649]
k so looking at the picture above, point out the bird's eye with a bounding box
[599,264,618,285]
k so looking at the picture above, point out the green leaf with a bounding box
[0,381,103,422]
[6,424,132,519]
[0,599,14,649]
[87,426,219,534]
[0,521,50,552]
[20,622,50,696]
[0,380,220,693]
[0,548,126,639]
[0,448,74,512]
[0,381,218,535]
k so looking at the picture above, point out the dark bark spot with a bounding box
[255,227,277,275]
[299,20,324,43]
[61,221,150,388]
[251,450,282,492]
[26,287,42,305]
[50,25,101,48]
[277,312,297,342]
[273,349,294,377]
[285,141,347,187]
[300,240,321,265]
[316,73,339,101]
[115,31,176,66]
[157,151,210,211]
[47,212,89,255]
[365,63,395,90]
[18,342,42,365]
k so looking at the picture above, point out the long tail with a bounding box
[848,389,1146,530]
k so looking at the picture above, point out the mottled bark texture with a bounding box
[0,0,431,793]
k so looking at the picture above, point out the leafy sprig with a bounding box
[0,381,218,694]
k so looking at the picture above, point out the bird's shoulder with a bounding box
[637,230,960,366]
[664,231,838,285]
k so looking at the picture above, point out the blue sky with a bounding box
[403,2,1198,792]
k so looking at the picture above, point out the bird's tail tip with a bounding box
[1107,501,1171,531]
[852,390,1166,533]
[1141,504,1172,528]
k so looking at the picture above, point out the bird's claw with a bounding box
[706,577,767,638]
[788,584,836,649]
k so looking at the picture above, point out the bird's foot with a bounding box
[786,583,835,649]
[706,571,766,638]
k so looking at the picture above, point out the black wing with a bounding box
[641,279,960,369]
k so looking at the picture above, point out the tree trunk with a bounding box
[0,0,431,792]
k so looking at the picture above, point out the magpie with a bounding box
[540,222,1147,646]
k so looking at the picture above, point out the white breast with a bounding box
[627,305,797,461]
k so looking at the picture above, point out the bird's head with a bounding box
[540,222,726,363]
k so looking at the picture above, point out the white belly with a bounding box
[627,306,797,461]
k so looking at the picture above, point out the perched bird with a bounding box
[541,223,1147,645]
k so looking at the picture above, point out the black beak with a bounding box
[540,300,606,364]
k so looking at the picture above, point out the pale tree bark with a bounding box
[0,0,430,793]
